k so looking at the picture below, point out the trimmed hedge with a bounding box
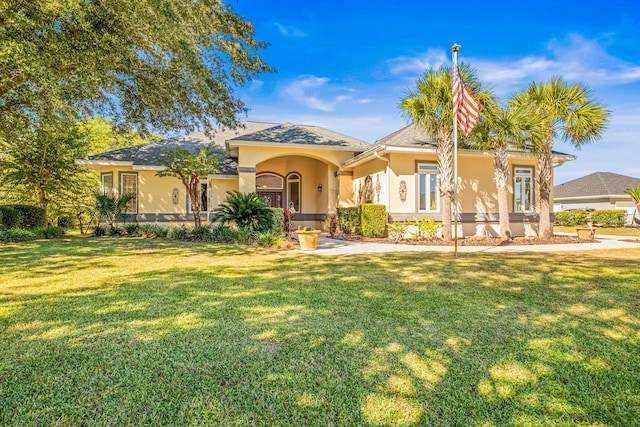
[0,206,21,229]
[591,209,627,227]
[337,207,360,235]
[8,204,45,228]
[360,204,387,237]
[555,210,588,226]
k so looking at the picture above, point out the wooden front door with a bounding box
[258,191,283,208]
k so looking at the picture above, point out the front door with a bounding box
[258,191,283,208]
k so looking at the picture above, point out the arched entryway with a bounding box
[256,172,284,208]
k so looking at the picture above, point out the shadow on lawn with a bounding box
[1,239,639,425]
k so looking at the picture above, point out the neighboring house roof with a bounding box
[77,121,368,174]
[554,172,640,199]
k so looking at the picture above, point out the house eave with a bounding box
[554,194,632,201]
[227,140,368,152]
[75,159,134,166]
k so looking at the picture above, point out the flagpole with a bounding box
[451,43,460,258]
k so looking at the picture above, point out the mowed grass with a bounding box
[1,238,639,426]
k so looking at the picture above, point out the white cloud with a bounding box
[280,75,354,112]
[387,34,640,95]
[388,48,448,75]
[274,22,308,38]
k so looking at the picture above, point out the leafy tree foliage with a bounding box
[0,0,272,140]
[212,191,274,232]
[400,64,492,240]
[0,117,159,225]
[512,78,609,237]
[157,145,224,227]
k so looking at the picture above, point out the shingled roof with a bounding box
[228,122,369,148]
[554,172,640,199]
[77,121,369,175]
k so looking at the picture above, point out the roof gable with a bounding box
[228,123,369,148]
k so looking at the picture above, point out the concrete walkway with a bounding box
[305,233,640,256]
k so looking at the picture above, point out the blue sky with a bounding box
[231,0,640,184]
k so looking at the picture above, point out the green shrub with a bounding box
[387,221,409,243]
[212,191,274,232]
[93,226,106,236]
[269,208,284,235]
[125,224,140,236]
[254,231,284,247]
[555,210,588,226]
[168,224,190,240]
[57,216,76,229]
[211,224,240,243]
[191,225,212,241]
[108,226,124,236]
[144,224,169,238]
[8,204,45,228]
[0,209,3,228]
[0,229,36,243]
[0,206,21,229]
[591,210,627,227]
[360,204,387,237]
[337,207,360,235]
[37,226,65,239]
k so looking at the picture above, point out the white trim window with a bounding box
[417,163,439,212]
[514,167,534,212]
[120,172,138,214]
[287,173,301,212]
[101,173,114,195]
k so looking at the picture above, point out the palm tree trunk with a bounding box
[537,142,553,238]
[494,145,511,240]
[437,130,453,241]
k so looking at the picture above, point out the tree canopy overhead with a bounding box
[0,0,272,139]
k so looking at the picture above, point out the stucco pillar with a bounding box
[238,167,257,193]
[336,170,355,208]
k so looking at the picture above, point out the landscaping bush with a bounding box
[167,224,190,240]
[337,207,360,235]
[0,229,36,243]
[387,221,409,243]
[0,206,21,229]
[93,226,106,236]
[269,208,284,235]
[212,191,274,232]
[191,225,212,241]
[37,226,66,239]
[360,204,387,237]
[254,231,284,247]
[591,209,627,227]
[211,224,242,243]
[108,226,124,236]
[125,224,140,236]
[139,224,169,238]
[555,210,588,226]
[8,204,45,228]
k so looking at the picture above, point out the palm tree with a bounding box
[400,64,492,241]
[473,102,542,240]
[626,185,640,222]
[512,78,610,238]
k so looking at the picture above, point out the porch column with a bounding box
[335,170,354,208]
[237,167,257,194]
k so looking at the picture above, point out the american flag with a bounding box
[452,63,482,137]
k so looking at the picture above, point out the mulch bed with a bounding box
[330,234,596,246]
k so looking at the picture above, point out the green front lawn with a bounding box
[1,238,639,426]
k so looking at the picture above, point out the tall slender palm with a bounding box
[625,185,640,220]
[474,102,543,240]
[400,64,491,241]
[512,78,609,238]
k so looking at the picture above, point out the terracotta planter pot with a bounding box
[296,230,321,251]
[576,227,596,240]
